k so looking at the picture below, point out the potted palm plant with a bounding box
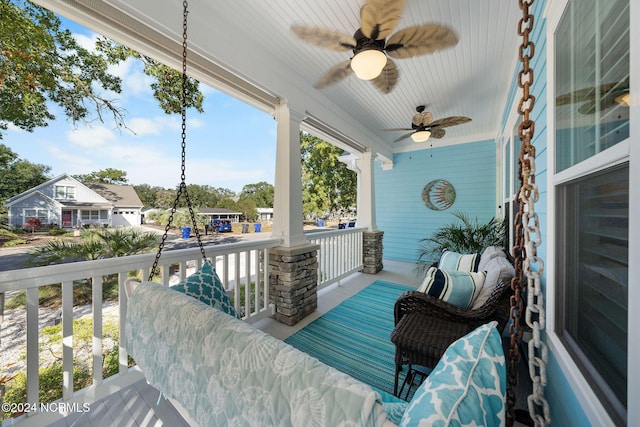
[415,210,507,276]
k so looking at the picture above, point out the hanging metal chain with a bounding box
[506,1,550,426]
[148,0,206,281]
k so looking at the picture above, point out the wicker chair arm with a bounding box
[394,280,513,331]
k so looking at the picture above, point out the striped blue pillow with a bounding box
[418,267,485,309]
[438,249,481,272]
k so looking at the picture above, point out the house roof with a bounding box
[86,184,144,208]
[199,208,243,215]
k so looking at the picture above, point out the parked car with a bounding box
[217,220,232,232]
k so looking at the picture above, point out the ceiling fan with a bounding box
[383,105,471,142]
[555,78,630,114]
[291,0,458,94]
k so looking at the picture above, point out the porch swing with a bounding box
[124,1,550,426]
[129,1,241,320]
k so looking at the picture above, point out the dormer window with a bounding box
[55,185,76,200]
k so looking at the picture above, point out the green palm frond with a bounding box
[415,210,506,276]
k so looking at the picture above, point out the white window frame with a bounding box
[23,209,48,223]
[545,1,639,426]
[55,185,76,200]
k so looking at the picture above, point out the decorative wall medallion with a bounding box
[422,179,456,210]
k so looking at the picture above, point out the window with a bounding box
[24,209,48,223]
[500,117,522,255]
[80,210,108,220]
[55,185,76,200]
[554,0,629,424]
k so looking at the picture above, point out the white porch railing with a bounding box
[0,228,365,426]
[0,238,279,426]
[306,227,364,291]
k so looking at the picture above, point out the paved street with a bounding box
[0,226,273,273]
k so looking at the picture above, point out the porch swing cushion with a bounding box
[169,260,240,319]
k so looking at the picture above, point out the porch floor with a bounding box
[49,260,532,426]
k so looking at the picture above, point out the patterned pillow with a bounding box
[400,321,506,427]
[438,249,481,272]
[169,261,240,319]
[418,266,485,309]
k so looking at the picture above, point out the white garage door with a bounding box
[112,210,140,227]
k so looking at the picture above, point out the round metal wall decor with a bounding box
[422,179,456,210]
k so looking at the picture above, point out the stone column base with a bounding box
[268,244,319,326]
[363,231,384,274]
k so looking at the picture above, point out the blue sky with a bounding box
[4,17,277,194]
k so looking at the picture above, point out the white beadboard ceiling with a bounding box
[35,0,524,156]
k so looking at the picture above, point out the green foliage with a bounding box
[74,168,128,184]
[416,210,506,275]
[155,208,207,229]
[0,1,204,139]
[1,316,122,420]
[95,37,204,115]
[300,132,356,218]
[239,182,274,208]
[0,144,50,200]
[27,228,159,266]
[133,183,165,207]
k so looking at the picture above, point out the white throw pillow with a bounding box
[472,256,515,309]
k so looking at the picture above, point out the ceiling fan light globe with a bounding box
[350,49,387,80]
[615,92,630,107]
[411,130,431,142]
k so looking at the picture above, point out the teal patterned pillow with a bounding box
[169,261,240,319]
[400,321,506,427]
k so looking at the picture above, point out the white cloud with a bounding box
[128,117,163,136]
[73,32,99,52]
[66,126,116,147]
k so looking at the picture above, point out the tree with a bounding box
[0,143,51,201]
[0,1,203,139]
[239,181,274,208]
[74,168,128,184]
[300,132,356,218]
[236,198,258,222]
[133,183,164,207]
[27,228,159,266]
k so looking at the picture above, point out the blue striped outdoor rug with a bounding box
[284,280,415,397]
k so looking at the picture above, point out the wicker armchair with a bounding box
[393,278,514,333]
[390,280,513,397]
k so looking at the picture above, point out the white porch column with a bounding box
[271,102,307,247]
[356,150,377,231]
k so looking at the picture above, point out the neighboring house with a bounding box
[256,207,274,223]
[4,174,143,228]
[199,207,242,223]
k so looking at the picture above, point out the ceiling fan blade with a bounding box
[555,87,596,106]
[371,58,398,94]
[381,127,413,131]
[430,128,446,139]
[314,60,353,89]
[429,116,471,128]
[393,132,414,142]
[291,25,356,51]
[386,24,458,58]
[412,111,433,127]
[360,0,406,40]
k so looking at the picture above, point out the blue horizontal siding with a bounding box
[375,139,497,263]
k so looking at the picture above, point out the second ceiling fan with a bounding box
[291,0,458,94]
[384,105,472,142]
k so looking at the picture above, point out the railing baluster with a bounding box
[118,273,128,375]
[62,280,74,399]
[92,275,103,386]
[26,287,39,414]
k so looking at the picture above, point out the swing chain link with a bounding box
[507,1,550,425]
[148,0,206,281]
